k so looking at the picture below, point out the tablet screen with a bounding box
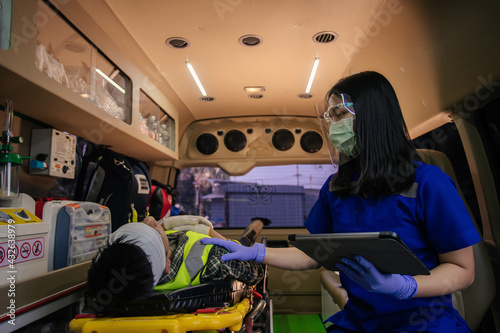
[288,231,430,275]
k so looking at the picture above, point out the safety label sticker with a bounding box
[0,237,45,267]
[86,225,103,238]
[20,242,31,259]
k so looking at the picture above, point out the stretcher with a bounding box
[69,298,252,333]
[69,279,268,333]
[69,220,270,332]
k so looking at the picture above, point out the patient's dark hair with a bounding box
[86,236,154,309]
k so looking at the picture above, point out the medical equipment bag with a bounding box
[76,148,151,231]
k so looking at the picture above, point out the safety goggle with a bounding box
[323,94,355,123]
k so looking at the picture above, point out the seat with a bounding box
[320,149,496,332]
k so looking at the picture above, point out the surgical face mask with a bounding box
[328,117,357,156]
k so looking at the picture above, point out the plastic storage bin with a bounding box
[50,202,111,270]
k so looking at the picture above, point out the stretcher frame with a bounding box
[69,298,251,333]
[69,231,270,332]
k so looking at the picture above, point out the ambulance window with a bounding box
[476,98,500,204]
[413,122,482,231]
[175,164,336,228]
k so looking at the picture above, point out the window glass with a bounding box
[176,164,337,228]
[476,98,500,204]
[139,90,176,151]
[36,0,132,124]
[413,122,482,231]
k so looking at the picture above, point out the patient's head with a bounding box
[86,218,172,308]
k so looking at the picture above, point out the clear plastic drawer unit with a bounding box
[52,202,111,270]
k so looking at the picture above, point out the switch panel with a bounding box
[30,129,77,179]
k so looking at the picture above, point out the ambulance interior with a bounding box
[0,0,499,332]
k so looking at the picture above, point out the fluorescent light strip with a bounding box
[186,61,207,96]
[305,57,320,94]
[96,68,125,94]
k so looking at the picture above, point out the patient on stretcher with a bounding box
[86,216,264,311]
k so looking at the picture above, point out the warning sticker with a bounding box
[33,240,43,257]
[20,242,31,259]
[86,225,103,238]
[0,245,5,265]
[0,237,44,267]
[0,208,43,224]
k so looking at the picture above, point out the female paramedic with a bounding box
[202,71,481,332]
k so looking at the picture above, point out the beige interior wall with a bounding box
[344,0,500,138]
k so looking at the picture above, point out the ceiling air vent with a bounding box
[298,93,313,99]
[238,35,263,47]
[200,96,215,102]
[312,31,338,44]
[165,37,190,49]
[248,93,264,99]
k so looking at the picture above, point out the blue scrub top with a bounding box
[305,162,481,332]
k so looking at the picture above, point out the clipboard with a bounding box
[288,231,430,275]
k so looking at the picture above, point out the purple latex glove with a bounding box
[200,238,266,263]
[336,255,418,300]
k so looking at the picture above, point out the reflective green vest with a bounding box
[154,230,213,291]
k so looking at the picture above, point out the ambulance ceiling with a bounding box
[77,0,384,120]
[74,0,500,137]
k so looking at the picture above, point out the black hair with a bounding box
[86,236,154,312]
[326,71,420,197]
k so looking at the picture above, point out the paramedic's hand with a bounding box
[336,255,418,300]
[200,238,266,263]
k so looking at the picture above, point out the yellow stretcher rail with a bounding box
[69,298,251,333]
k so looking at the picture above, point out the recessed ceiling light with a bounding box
[244,86,266,93]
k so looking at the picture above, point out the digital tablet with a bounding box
[288,231,430,275]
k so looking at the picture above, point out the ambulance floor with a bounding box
[273,314,327,333]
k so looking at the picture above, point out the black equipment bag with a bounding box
[76,147,151,231]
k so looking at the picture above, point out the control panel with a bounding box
[29,129,77,179]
